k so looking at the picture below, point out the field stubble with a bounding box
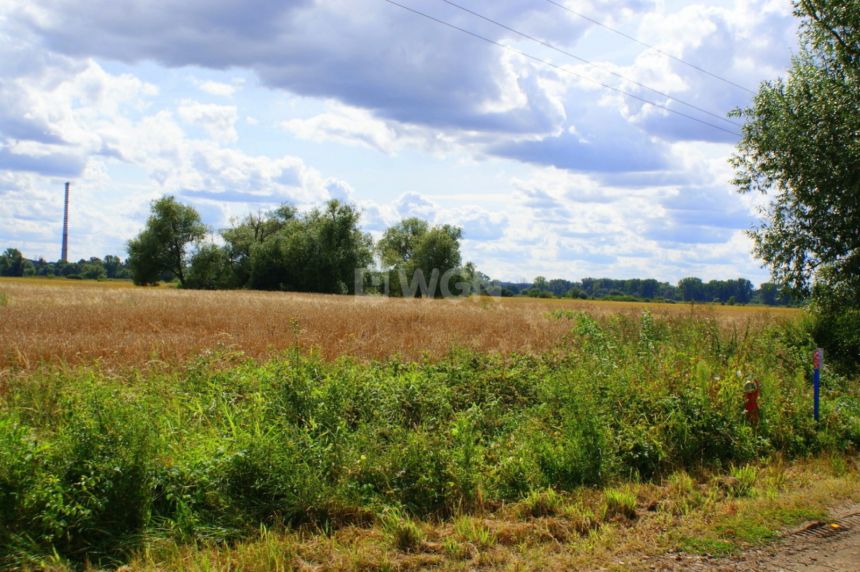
[0,279,798,371]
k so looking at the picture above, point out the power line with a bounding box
[381,0,741,137]
[542,0,756,94]
[438,0,741,128]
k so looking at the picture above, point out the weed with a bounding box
[561,505,600,535]
[1,288,858,568]
[381,510,424,552]
[453,516,496,549]
[662,471,703,515]
[518,488,563,518]
[604,489,637,520]
[728,465,759,498]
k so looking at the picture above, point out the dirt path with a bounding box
[645,504,860,571]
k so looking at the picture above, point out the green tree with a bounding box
[81,258,107,280]
[186,244,232,290]
[377,218,430,268]
[0,248,24,277]
[731,1,860,370]
[102,255,125,279]
[222,206,297,287]
[127,196,206,287]
[377,219,465,297]
[759,282,779,306]
[731,1,860,303]
[678,277,704,302]
[304,200,374,294]
[247,200,372,294]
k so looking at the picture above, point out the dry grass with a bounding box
[117,456,860,572]
[0,277,799,372]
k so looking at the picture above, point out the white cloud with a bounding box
[195,79,240,97]
[283,103,401,154]
[177,100,239,143]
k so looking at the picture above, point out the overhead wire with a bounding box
[438,0,741,128]
[381,0,742,137]
[542,0,756,94]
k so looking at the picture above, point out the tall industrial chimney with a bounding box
[61,182,70,263]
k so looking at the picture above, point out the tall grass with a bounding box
[1,311,857,567]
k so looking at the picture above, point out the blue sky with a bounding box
[0,0,798,283]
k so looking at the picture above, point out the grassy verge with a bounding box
[120,457,860,570]
[1,311,858,569]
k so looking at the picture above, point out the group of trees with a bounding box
[129,197,794,304]
[0,248,130,280]
[128,197,374,293]
[127,196,476,297]
[503,275,794,306]
[376,218,484,297]
[677,277,754,304]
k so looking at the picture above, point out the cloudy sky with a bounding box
[0,0,798,283]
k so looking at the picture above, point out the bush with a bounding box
[19,385,158,562]
[224,428,330,525]
[811,307,860,375]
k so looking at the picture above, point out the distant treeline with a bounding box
[0,248,131,280]
[0,245,797,306]
[499,276,798,306]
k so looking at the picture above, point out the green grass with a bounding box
[604,489,638,520]
[1,311,858,568]
[453,516,496,549]
[679,503,827,556]
[381,510,424,552]
[679,537,736,557]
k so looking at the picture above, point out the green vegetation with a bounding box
[128,196,207,287]
[603,488,637,520]
[376,217,473,298]
[1,311,858,568]
[508,275,795,306]
[732,0,860,372]
[0,252,132,281]
[0,248,25,277]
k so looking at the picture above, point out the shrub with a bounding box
[811,307,860,375]
[21,385,158,561]
[223,428,330,525]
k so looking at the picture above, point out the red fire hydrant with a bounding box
[744,380,760,425]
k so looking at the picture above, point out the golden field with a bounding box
[0,277,799,371]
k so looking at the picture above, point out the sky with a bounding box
[0,0,800,284]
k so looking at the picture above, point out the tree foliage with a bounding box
[731,0,860,305]
[128,196,206,286]
[376,218,467,297]
[182,200,373,294]
[0,249,24,277]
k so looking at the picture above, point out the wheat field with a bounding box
[0,277,799,371]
